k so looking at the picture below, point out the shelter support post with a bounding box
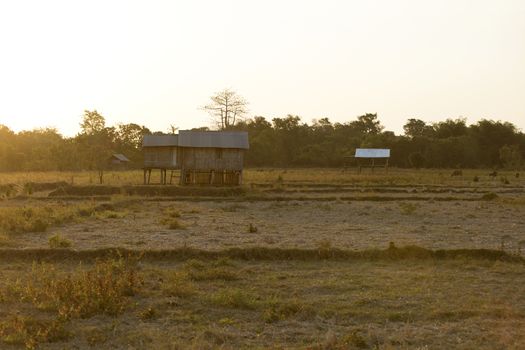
[210,170,215,185]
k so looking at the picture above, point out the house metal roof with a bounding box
[178,130,249,149]
[143,131,249,149]
[143,134,178,147]
[355,148,390,158]
[112,154,130,162]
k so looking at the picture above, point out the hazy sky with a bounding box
[1,0,524,136]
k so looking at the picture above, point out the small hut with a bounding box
[142,130,249,185]
[107,153,130,169]
[354,148,390,173]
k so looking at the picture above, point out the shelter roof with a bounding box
[355,148,390,158]
[111,153,130,162]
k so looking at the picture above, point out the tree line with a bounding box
[233,115,524,169]
[0,110,524,171]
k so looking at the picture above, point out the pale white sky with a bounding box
[0,0,524,136]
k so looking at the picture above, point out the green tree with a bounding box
[350,113,384,135]
[403,118,434,138]
[433,118,467,139]
[80,110,106,135]
[77,111,115,183]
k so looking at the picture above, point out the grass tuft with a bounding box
[248,223,258,233]
[481,192,499,201]
[48,234,72,248]
[210,288,258,310]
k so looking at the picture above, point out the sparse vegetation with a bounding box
[0,201,130,235]
[0,257,523,349]
[0,257,141,348]
[0,168,524,348]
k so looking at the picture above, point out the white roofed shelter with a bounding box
[354,148,391,173]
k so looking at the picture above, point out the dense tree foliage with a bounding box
[233,115,524,169]
[0,112,524,171]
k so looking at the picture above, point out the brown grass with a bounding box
[0,257,141,348]
[2,257,523,349]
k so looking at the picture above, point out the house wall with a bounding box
[181,148,244,171]
[143,147,179,169]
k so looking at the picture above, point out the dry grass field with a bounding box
[0,168,524,349]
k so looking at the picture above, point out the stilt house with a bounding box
[142,130,249,185]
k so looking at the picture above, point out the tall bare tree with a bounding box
[203,89,248,129]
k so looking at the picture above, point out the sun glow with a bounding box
[0,0,524,135]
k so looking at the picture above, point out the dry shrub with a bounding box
[166,218,186,230]
[7,257,141,320]
[1,262,139,348]
[0,315,69,349]
[0,201,131,234]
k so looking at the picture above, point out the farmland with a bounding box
[0,168,524,349]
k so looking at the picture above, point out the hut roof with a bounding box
[143,134,178,147]
[178,130,249,149]
[143,131,249,149]
[355,148,390,158]
[111,153,130,162]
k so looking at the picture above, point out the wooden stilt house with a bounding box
[142,130,249,185]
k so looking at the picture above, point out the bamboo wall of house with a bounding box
[180,148,244,171]
[143,147,179,169]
